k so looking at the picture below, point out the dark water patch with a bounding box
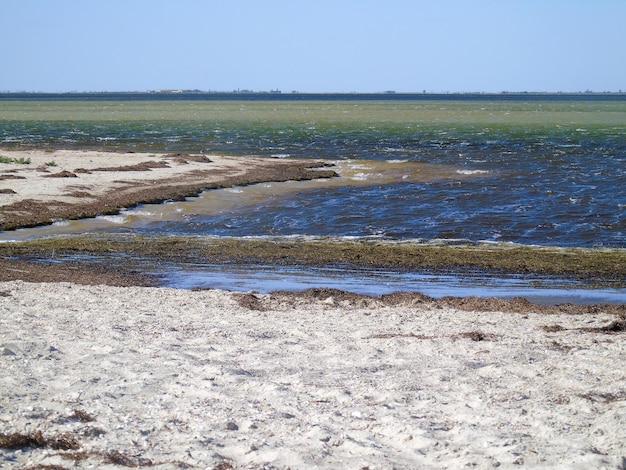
[110,174,623,247]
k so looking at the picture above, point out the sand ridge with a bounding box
[0,148,336,230]
[0,149,245,205]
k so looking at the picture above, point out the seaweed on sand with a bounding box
[91,160,170,172]
[0,431,79,450]
[581,317,626,333]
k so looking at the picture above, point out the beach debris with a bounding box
[0,174,26,180]
[71,408,96,422]
[225,421,239,431]
[166,153,212,164]
[233,292,266,311]
[103,449,154,467]
[91,160,170,172]
[581,317,626,333]
[1,345,18,356]
[0,431,79,450]
[542,316,626,334]
[456,330,499,342]
[42,170,78,178]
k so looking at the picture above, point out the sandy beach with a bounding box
[1,149,625,469]
[1,281,625,469]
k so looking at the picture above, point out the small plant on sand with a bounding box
[0,156,31,164]
[45,160,58,167]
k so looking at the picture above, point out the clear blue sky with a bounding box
[1,0,624,93]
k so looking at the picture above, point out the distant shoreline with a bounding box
[2,91,626,101]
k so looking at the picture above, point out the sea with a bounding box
[1,94,625,303]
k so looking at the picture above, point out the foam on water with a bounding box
[456,169,490,175]
[97,214,129,224]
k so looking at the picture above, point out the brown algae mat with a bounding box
[2,236,626,310]
[2,234,625,281]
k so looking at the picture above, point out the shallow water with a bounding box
[2,98,625,301]
[158,264,626,305]
[2,99,624,247]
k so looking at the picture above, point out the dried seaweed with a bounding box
[104,450,154,467]
[24,465,70,470]
[542,317,626,335]
[369,332,434,339]
[0,174,26,180]
[91,161,170,172]
[71,408,96,422]
[42,170,78,178]
[0,431,79,450]
[580,391,626,403]
[581,318,626,334]
[233,292,266,311]
[455,331,499,342]
[541,324,567,332]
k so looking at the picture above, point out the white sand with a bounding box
[0,149,274,207]
[1,280,625,469]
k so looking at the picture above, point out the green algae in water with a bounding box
[1,100,625,152]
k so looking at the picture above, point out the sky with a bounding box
[1,0,625,93]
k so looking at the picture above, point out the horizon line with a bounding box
[1,89,625,95]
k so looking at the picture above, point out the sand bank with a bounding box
[0,149,335,230]
[1,281,625,469]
